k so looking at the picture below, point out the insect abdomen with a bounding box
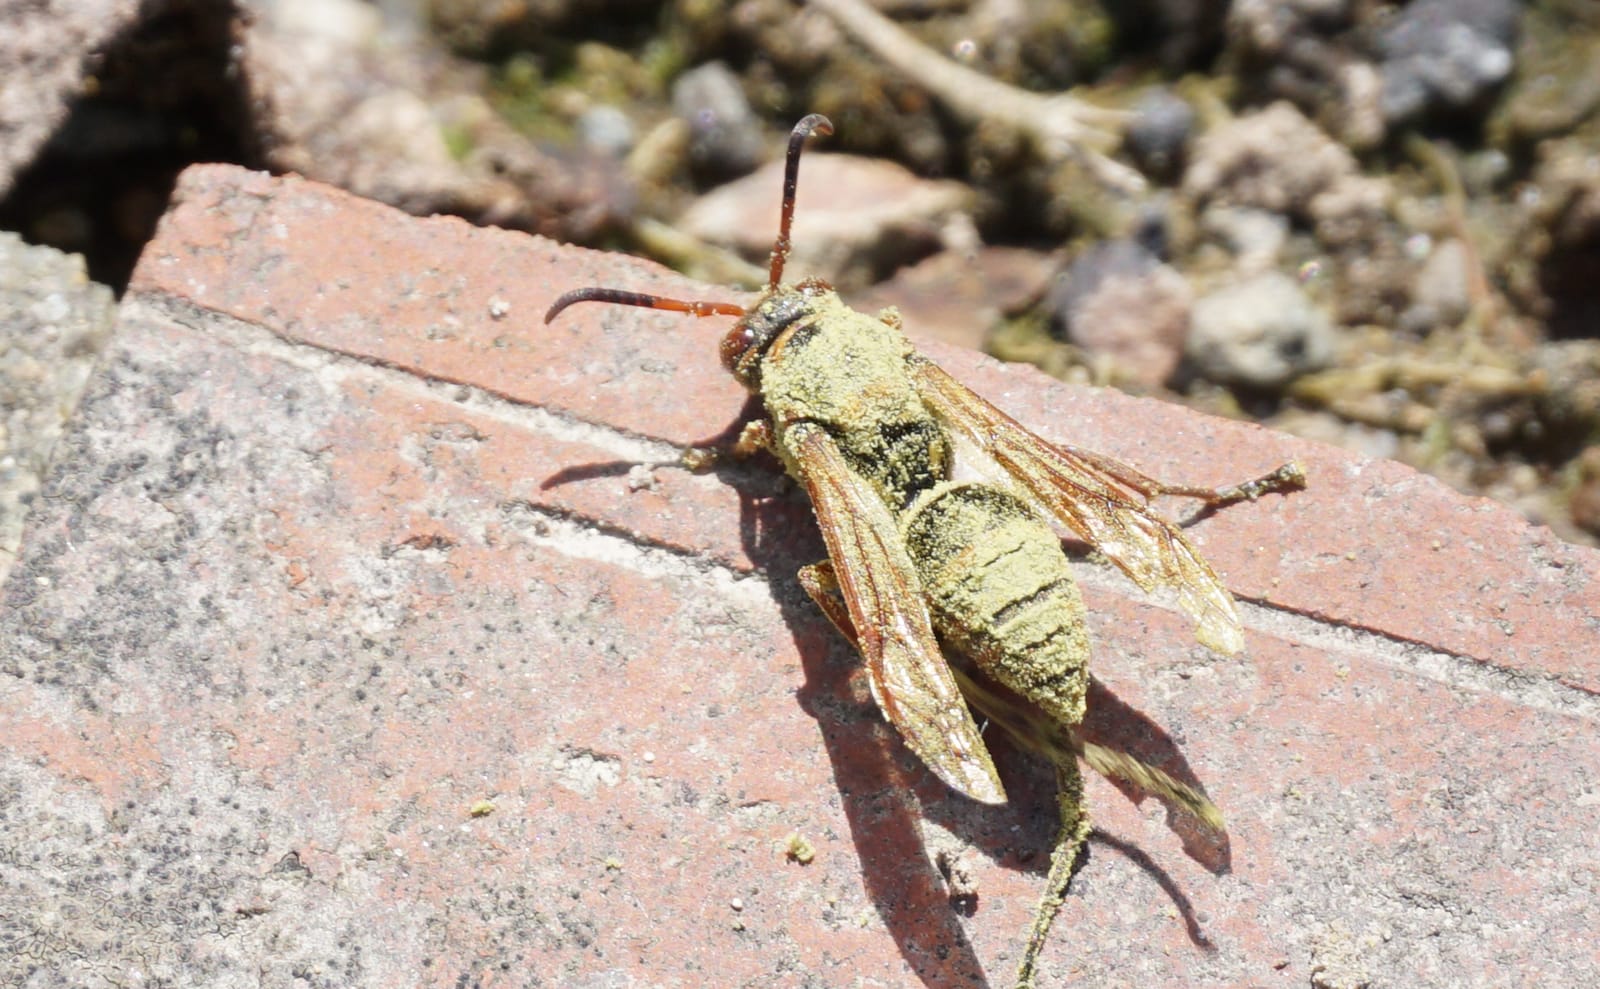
[901,483,1091,728]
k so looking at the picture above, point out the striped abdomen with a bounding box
[900,482,1091,728]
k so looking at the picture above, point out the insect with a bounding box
[545,115,1304,987]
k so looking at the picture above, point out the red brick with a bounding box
[1,164,1596,987]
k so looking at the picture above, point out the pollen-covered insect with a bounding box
[545,114,1304,987]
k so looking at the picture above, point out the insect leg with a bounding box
[734,419,777,458]
[1016,760,1093,989]
[678,419,776,472]
[798,560,861,646]
[818,572,1225,828]
[1059,444,1306,508]
[1077,740,1223,831]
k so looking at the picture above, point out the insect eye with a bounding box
[720,323,759,373]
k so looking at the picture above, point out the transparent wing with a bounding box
[788,421,1007,803]
[910,357,1246,655]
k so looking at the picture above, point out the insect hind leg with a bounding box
[1016,759,1093,989]
[1065,446,1306,509]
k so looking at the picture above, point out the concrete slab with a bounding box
[2,164,1597,988]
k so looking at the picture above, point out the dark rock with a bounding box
[1125,88,1196,180]
[672,61,763,181]
[1047,239,1192,387]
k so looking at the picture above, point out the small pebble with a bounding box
[1125,88,1196,179]
[576,105,635,158]
[1187,271,1336,388]
[672,61,763,180]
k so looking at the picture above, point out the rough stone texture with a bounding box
[1,164,1597,988]
[0,232,116,584]
[1183,101,1389,251]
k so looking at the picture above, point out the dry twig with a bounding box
[807,0,1145,193]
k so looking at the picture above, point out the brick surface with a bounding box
[2,165,1597,988]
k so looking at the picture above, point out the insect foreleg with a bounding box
[677,419,778,472]
[734,419,777,458]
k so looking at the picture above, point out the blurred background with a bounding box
[4,0,1599,547]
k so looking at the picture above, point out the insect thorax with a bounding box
[759,289,949,509]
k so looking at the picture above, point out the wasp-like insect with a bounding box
[546,115,1303,987]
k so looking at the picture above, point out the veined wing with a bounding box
[910,357,1246,655]
[788,421,1007,803]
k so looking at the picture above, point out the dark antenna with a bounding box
[544,288,744,324]
[766,113,833,290]
[544,114,834,326]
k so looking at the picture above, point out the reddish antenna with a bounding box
[543,289,743,323]
[544,114,834,326]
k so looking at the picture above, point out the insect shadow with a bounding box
[541,433,1229,986]
[721,462,1233,982]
